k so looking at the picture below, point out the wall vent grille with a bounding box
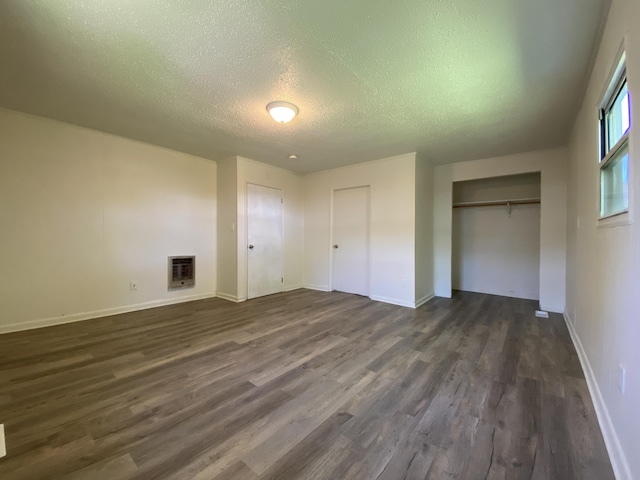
[168,256,195,290]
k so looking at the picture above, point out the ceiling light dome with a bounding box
[267,101,299,123]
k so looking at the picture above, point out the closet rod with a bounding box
[452,198,541,208]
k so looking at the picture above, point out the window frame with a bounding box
[598,51,631,224]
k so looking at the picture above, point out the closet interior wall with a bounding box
[452,173,541,300]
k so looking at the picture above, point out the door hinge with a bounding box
[281,198,283,204]
[281,277,284,283]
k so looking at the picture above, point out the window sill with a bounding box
[597,210,631,229]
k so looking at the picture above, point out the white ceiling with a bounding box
[0,0,610,173]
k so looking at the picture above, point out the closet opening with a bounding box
[451,172,541,300]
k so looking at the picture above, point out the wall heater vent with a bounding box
[168,256,195,290]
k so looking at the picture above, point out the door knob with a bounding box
[333,244,339,249]
[248,244,254,249]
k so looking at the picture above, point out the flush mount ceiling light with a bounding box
[266,101,299,124]
[288,154,298,160]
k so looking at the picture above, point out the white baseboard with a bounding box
[453,285,539,302]
[0,424,5,459]
[369,295,414,309]
[415,292,435,308]
[215,292,246,303]
[303,284,330,292]
[0,292,217,335]
[540,304,564,314]
[434,288,452,298]
[563,312,631,480]
[284,284,304,292]
[302,288,426,310]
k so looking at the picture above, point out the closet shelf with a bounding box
[452,197,541,208]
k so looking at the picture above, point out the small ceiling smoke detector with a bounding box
[267,101,299,123]
[288,154,298,160]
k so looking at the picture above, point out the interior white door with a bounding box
[247,183,283,299]
[331,186,370,296]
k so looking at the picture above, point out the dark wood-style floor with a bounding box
[0,290,613,480]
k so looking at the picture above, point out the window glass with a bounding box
[600,145,629,217]
[605,81,630,152]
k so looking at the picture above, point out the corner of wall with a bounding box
[414,153,435,302]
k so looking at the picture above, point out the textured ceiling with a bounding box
[0,0,610,173]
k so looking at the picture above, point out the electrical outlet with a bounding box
[0,424,6,458]
[618,365,626,394]
[129,281,138,291]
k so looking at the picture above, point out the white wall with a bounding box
[434,148,567,312]
[216,157,238,299]
[415,154,434,306]
[452,204,541,300]
[0,108,217,333]
[565,0,640,477]
[452,173,541,203]
[236,157,304,301]
[304,153,417,307]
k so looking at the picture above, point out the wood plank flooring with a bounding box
[0,290,614,479]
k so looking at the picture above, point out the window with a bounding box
[599,53,630,219]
